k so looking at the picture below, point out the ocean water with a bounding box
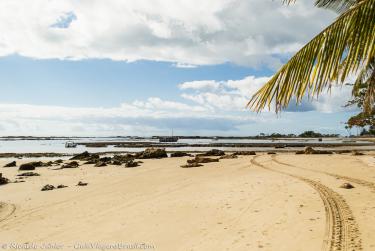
[0,137,372,154]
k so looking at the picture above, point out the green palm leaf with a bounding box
[248,0,375,112]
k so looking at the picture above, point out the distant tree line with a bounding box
[256,131,339,138]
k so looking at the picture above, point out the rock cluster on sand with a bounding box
[181,156,219,168]
[181,162,203,168]
[125,159,139,168]
[18,161,56,170]
[296,147,333,155]
[198,149,225,157]
[0,173,9,185]
[170,152,192,157]
[17,172,40,177]
[136,148,168,159]
[41,184,55,191]
[219,154,238,159]
[352,151,364,156]
[61,161,80,169]
[233,151,256,155]
[77,181,88,186]
[4,161,16,167]
[41,184,69,191]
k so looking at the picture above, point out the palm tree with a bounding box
[247,0,375,113]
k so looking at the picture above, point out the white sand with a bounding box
[0,153,375,250]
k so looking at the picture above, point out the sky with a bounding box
[0,0,360,136]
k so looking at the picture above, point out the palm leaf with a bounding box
[248,0,375,112]
[284,0,360,13]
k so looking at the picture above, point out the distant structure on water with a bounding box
[65,141,77,148]
[159,129,179,142]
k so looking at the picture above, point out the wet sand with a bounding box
[1,153,375,250]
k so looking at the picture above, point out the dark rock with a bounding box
[70,151,91,160]
[0,173,9,185]
[200,149,225,156]
[125,160,139,168]
[99,157,112,163]
[352,151,364,156]
[94,161,107,167]
[298,147,333,155]
[77,181,88,186]
[112,160,122,166]
[54,159,64,164]
[219,154,238,159]
[41,184,55,191]
[233,151,256,155]
[304,146,316,154]
[340,183,355,189]
[181,162,203,168]
[267,152,276,155]
[187,156,219,164]
[170,152,192,157]
[19,163,36,171]
[17,172,40,177]
[4,161,16,167]
[61,161,79,169]
[57,184,68,189]
[138,148,168,159]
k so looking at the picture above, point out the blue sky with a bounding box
[0,0,359,136]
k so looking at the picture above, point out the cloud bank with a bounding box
[0,0,335,68]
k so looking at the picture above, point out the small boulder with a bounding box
[139,148,168,159]
[202,149,225,156]
[94,161,107,167]
[219,154,238,159]
[181,163,203,168]
[352,151,364,156]
[57,184,68,189]
[170,152,192,157]
[17,172,40,177]
[340,183,355,189]
[233,151,256,156]
[188,156,219,164]
[19,163,36,171]
[41,184,55,191]
[70,151,91,160]
[0,173,9,185]
[77,181,88,186]
[61,161,79,169]
[304,147,316,154]
[4,161,16,167]
[267,152,276,155]
[125,160,139,168]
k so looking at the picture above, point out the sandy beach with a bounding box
[0,152,374,251]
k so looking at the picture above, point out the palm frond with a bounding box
[284,0,359,13]
[248,0,375,112]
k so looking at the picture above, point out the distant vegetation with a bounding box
[256,131,339,138]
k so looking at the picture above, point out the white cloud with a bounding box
[0,0,336,67]
[179,80,221,90]
[179,75,356,113]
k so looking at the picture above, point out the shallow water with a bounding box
[0,137,372,153]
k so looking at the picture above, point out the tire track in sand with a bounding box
[271,155,375,192]
[0,202,16,223]
[251,156,362,251]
